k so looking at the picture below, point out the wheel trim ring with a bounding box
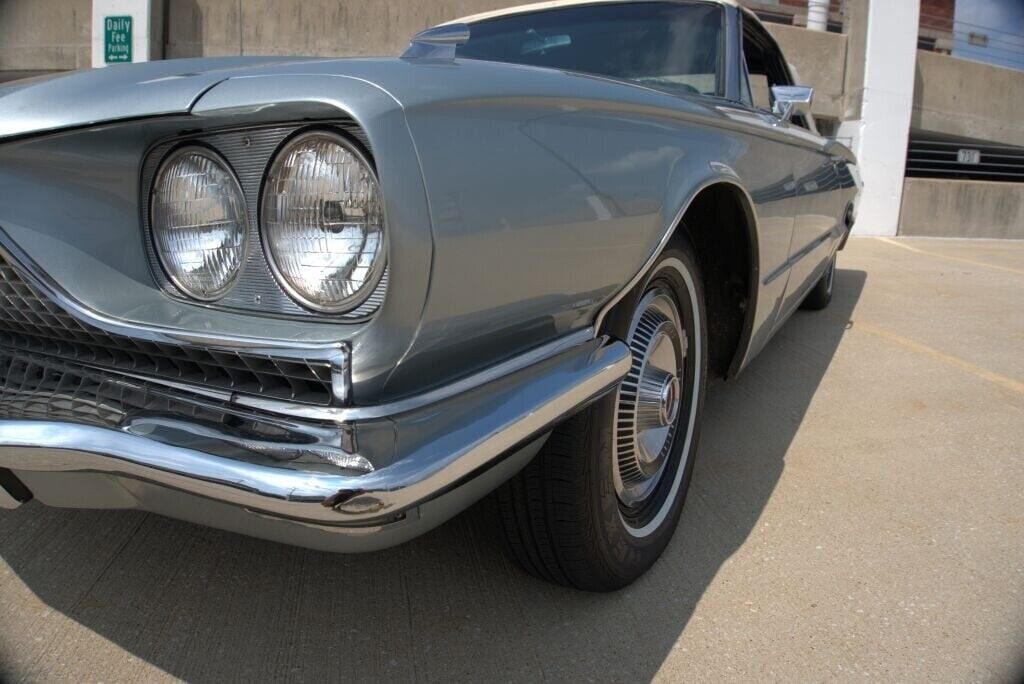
[613,258,702,538]
[613,290,683,506]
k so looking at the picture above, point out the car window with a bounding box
[456,2,724,98]
[746,72,772,112]
[741,17,809,129]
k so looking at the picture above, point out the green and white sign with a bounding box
[104,16,133,63]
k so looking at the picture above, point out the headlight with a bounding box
[150,147,248,301]
[261,131,386,313]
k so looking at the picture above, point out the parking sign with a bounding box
[104,16,132,63]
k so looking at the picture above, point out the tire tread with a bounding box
[497,240,707,592]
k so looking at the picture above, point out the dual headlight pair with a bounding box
[149,131,386,313]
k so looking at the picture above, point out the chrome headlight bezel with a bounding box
[149,145,249,302]
[259,129,388,314]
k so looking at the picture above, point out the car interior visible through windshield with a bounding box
[456,2,724,97]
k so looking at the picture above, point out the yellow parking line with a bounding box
[875,237,1024,276]
[851,320,1024,396]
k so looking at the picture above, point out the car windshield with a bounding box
[455,2,724,97]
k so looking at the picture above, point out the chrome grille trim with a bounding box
[0,349,250,429]
[0,252,335,405]
[0,349,369,471]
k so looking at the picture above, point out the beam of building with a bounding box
[838,0,921,237]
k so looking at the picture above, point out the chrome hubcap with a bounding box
[613,289,686,508]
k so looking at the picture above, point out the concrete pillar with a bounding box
[837,0,920,236]
[91,0,164,67]
[807,0,829,31]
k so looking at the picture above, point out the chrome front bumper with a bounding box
[0,337,630,551]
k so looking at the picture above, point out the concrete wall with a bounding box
[2,0,849,112]
[912,49,1024,148]
[764,22,847,119]
[0,0,91,71]
[163,0,848,118]
[899,178,1024,239]
[165,0,526,59]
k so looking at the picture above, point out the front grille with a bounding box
[0,349,237,428]
[0,349,311,452]
[0,256,334,405]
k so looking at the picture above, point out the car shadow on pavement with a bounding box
[0,270,866,682]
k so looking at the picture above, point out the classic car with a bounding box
[0,0,858,590]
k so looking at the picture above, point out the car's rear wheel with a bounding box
[800,252,836,311]
[497,239,707,591]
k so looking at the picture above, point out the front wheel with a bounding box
[497,240,708,591]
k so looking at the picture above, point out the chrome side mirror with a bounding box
[771,85,813,123]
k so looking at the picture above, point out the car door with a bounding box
[711,99,799,363]
[783,123,843,318]
[739,17,843,328]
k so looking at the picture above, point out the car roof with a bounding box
[441,0,750,27]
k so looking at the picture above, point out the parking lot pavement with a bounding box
[1,237,1022,682]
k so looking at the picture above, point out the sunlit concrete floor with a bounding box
[1,237,1022,682]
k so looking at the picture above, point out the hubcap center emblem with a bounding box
[659,375,680,427]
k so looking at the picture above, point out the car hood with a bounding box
[0,57,330,140]
[1,55,729,143]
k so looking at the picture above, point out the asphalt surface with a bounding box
[1,237,1022,682]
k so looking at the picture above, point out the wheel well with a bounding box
[678,183,757,380]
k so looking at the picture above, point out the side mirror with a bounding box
[771,85,813,123]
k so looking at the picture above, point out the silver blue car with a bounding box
[0,0,858,590]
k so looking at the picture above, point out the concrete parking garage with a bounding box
[0,236,1021,681]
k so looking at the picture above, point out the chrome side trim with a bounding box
[233,327,595,422]
[762,225,835,286]
[67,330,586,424]
[0,337,631,524]
[332,344,352,405]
